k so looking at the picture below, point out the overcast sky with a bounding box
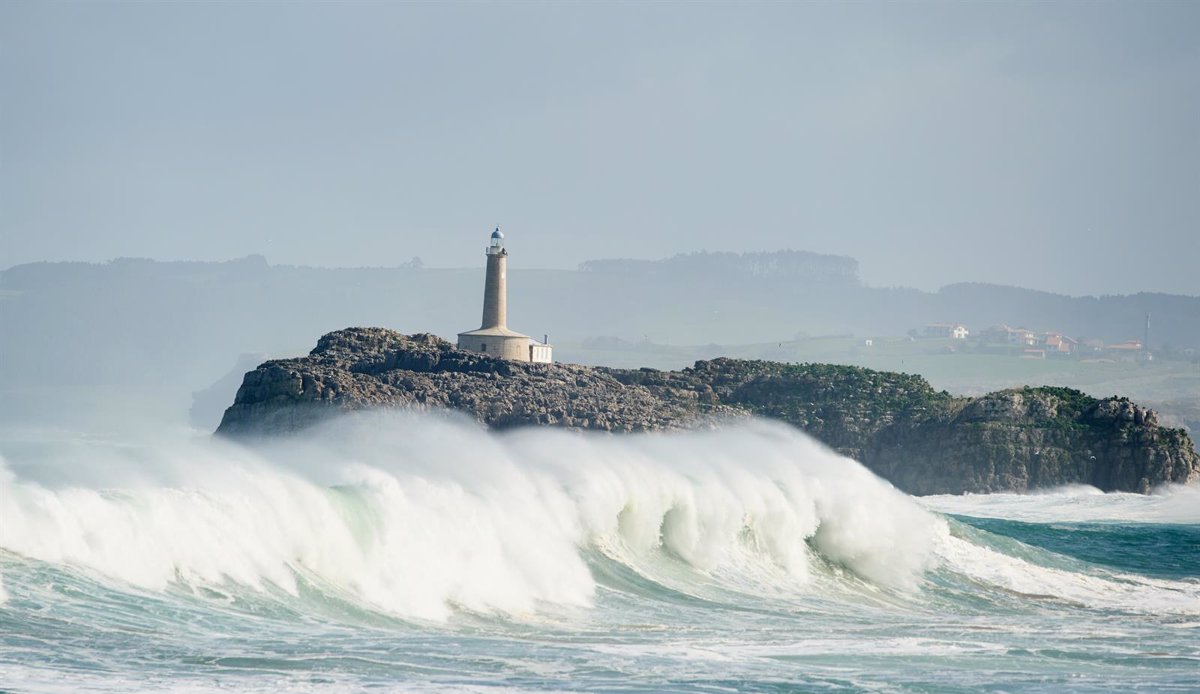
[2,1,1197,295]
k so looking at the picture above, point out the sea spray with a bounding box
[0,413,937,619]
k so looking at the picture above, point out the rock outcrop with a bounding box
[217,328,1200,495]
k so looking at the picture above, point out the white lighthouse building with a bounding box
[457,228,553,363]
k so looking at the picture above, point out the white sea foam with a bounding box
[919,483,1200,615]
[921,483,1200,524]
[934,530,1200,615]
[0,413,937,620]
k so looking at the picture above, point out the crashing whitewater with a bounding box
[1,413,1198,691]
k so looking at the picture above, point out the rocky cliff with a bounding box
[217,328,1200,495]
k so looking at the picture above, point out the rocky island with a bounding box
[217,328,1200,495]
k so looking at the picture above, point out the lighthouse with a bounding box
[457,228,553,363]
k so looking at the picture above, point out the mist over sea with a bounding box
[2,413,1197,692]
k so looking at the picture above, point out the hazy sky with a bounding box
[2,1,1197,295]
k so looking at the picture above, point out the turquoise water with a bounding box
[2,414,1197,692]
[951,516,1200,580]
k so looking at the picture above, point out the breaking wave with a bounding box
[0,414,944,618]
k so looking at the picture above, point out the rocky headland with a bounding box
[217,328,1200,495]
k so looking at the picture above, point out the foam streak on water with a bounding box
[1,413,1197,692]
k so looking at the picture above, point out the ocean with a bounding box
[1,413,1197,692]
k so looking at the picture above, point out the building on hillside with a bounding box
[1043,332,1079,355]
[980,324,1036,345]
[457,228,553,363]
[1105,340,1144,359]
[1010,328,1037,346]
[923,323,969,339]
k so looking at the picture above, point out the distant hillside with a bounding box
[932,283,1199,349]
[1,251,1197,398]
[0,255,454,390]
[579,249,861,286]
[572,253,1198,349]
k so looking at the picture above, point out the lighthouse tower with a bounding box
[457,228,553,363]
[480,227,508,330]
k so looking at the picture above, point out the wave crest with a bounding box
[0,413,937,618]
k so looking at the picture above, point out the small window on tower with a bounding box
[481,343,487,352]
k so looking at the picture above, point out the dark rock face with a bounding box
[217,328,1200,495]
[218,329,741,437]
[864,390,1197,495]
